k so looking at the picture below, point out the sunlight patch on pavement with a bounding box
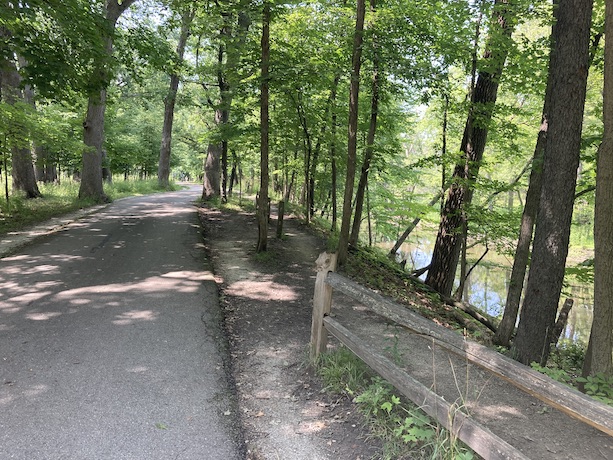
[113,309,158,325]
[227,280,298,302]
[161,270,215,281]
[25,311,63,321]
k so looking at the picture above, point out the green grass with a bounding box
[316,347,475,460]
[0,179,180,235]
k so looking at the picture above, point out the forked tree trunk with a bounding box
[337,0,366,265]
[513,0,593,366]
[425,0,514,296]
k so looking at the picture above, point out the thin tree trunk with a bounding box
[350,0,379,248]
[330,99,339,232]
[256,1,270,252]
[513,0,593,366]
[337,0,366,265]
[494,126,547,346]
[425,0,514,296]
[583,0,613,378]
[158,7,193,188]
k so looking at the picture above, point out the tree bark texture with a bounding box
[513,0,593,366]
[202,135,222,200]
[425,0,514,296]
[78,0,137,202]
[584,0,613,377]
[337,0,366,265]
[256,2,270,253]
[158,7,193,188]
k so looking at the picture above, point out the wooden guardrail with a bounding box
[309,252,613,460]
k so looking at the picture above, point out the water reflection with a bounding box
[384,241,593,347]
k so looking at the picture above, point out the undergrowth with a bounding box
[316,346,475,460]
[531,341,613,406]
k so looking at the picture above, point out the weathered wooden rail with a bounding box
[309,252,613,460]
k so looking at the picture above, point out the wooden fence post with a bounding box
[310,252,337,361]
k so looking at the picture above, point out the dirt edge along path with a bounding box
[198,204,379,460]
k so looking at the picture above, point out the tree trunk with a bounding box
[350,0,379,248]
[202,133,222,200]
[337,0,366,265]
[256,1,270,253]
[494,0,577,347]
[425,0,515,296]
[0,37,41,198]
[583,0,613,378]
[158,7,193,188]
[78,0,137,202]
[513,0,593,366]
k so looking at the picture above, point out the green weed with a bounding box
[316,347,476,459]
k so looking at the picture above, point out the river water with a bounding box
[383,240,593,347]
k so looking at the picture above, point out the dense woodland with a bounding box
[0,0,611,381]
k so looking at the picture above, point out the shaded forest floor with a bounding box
[198,202,613,460]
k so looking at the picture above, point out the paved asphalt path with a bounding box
[0,187,243,459]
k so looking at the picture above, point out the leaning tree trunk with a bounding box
[425,0,514,296]
[158,7,193,188]
[495,50,553,346]
[337,0,366,265]
[583,0,613,378]
[256,1,271,253]
[513,0,593,366]
[78,0,137,202]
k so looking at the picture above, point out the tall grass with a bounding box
[0,179,181,235]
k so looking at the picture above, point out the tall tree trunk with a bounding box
[349,0,379,248]
[158,7,193,188]
[256,1,270,253]
[78,0,137,203]
[513,0,593,366]
[308,75,341,220]
[0,55,41,198]
[203,10,250,201]
[337,0,366,265]
[425,0,515,296]
[583,0,613,378]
